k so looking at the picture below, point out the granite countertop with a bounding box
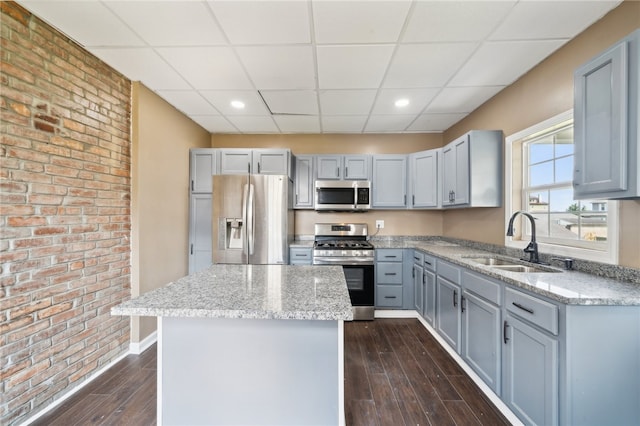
[373,238,640,306]
[111,264,353,321]
[290,239,314,248]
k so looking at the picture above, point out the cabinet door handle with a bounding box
[257,162,261,173]
[461,295,466,313]
[345,166,348,178]
[191,180,194,191]
[190,244,193,255]
[453,289,458,307]
[422,274,426,284]
[412,194,415,205]
[503,321,509,344]
[512,302,534,314]
[384,296,397,299]
[295,254,306,257]
[336,167,339,178]
[384,255,397,258]
[412,268,415,278]
[424,260,432,266]
[404,194,406,205]
[385,272,397,276]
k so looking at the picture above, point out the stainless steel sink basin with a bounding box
[464,257,516,266]
[489,264,558,273]
[463,256,560,273]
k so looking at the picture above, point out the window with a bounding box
[506,111,618,263]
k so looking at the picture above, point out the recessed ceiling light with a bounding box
[395,98,410,108]
[231,100,245,109]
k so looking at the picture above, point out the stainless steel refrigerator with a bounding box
[212,174,293,265]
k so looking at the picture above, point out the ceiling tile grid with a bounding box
[16,0,623,134]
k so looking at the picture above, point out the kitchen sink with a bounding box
[463,256,560,273]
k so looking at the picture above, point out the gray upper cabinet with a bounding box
[409,148,440,209]
[188,194,213,274]
[574,29,639,199]
[442,130,503,208]
[315,154,370,180]
[219,149,291,176]
[252,149,291,176]
[294,155,314,209]
[190,149,217,193]
[372,155,408,208]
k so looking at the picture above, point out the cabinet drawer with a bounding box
[289,248,312,264]
[423,254,436,272]
[505,287,558,335]
[412,250,424,265]
[437,260,460,285]
[463,271,501,306]
[376,285,403,307]
[376,249,403,262]
[376,262,403,284]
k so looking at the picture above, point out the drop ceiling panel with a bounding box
[208,0,310,44]
[107,1,227,46]
[191,115,237,133]
[321,116,368,133]
[200,91,269,115]
[426,86,504,114]
[408,113,468,132]
[371,88,439,115]
[319,90,377,115]
[14,0,623,134]
[19,1,144,46]
[449,40,567,87]
[90,48,191,90]
[490,1,621,41]
[313,1,411,44]
[383,43,478,88]
[226,116,280,133]
[156,91,219,115]
[260,91,319,115]
[273,116,321,133]
[317,45,395,89]
[365,115,416,133]
[156,47,253,90]
[403,1,516,42]
[236,46,315,90]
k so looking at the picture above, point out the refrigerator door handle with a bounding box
[241,183,249,255]
[247,183,255,256]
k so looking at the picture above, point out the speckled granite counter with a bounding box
[112,264,352,320]
[372,237,640,306]
[290,239,314,248]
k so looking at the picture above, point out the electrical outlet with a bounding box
[376,220,384,229]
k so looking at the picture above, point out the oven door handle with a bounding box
[313,258,374,266]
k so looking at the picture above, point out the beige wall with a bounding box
[442,0,640,267]
[212,133,444,236]
[132,83,211,341]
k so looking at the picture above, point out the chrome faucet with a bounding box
[506,210,543,264]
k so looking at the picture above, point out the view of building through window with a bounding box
[522,122,609,250]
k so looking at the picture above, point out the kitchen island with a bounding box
[112,264,353,426]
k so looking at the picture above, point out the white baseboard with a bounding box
[375,309,523,426]
[130,331,157,355]
[19,349,130,426]
[374,309,419,318]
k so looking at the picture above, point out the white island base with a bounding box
[158,316,345,426]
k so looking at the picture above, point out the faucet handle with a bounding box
[552,257,574,270]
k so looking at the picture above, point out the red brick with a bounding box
[8,299,51,321]
[37,302,72,320]
[6,359,50,389]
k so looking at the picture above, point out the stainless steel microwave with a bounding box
[314,180,371,211]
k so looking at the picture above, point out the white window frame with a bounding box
[505,110,619,264]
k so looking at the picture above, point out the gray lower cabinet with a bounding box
[435,260,462,352]
[375,249,404,308]
[503,311,558,426]
[412,252,424,314]
[188,193,213,273]
[289,247,312,265]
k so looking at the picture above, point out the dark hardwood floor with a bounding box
[31,318,509,426]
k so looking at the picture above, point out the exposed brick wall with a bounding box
[0,3,131,424]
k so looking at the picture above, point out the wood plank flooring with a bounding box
[31,318,509,426]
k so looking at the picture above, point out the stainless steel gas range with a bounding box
[313,223,375,320]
